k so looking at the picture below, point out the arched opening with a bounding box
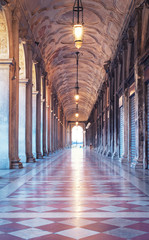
[72,126,83,148]
[19,42,27,162]
[0,9,9,168]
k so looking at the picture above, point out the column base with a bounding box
[106,151,112,157]
[131,159,143,169]
[37,152,43,159]
[43,151,48,156]
[27,155,36,163]
[97,147,100,154]
[100,147,104,155]
[10,159,23,169]
[103,149,107,156]
[112,151,118,160]
[120,155,128,163]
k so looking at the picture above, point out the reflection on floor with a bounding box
[0,149,149,239]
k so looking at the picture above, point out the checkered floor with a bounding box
[0,149,149,239]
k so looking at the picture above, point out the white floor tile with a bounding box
[9,228,51,239]
[57,227,99,239]
[17,218,54,227]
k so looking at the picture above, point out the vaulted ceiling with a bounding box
[19,0,132,121]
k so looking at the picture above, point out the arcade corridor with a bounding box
[0,0,149,238]
[0,148,149,240]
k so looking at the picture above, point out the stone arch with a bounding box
[0,8,9,59]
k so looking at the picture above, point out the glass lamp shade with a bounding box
[74,94,79,101]
[73,24,83,49]
[75,112,79,118]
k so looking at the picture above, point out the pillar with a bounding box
[121,38,129,162]
[112,63,119,159]
[47,85,51,154]
[131,7,144,168]
[26,43,35,162]
[9,9,23,168]
[58,105,61,149]
[19,79,28,162]
[0,59,12,168]
[36,64,42,159]
[32,90,38,158]
[43,75,48,156]
[50,93,54,152]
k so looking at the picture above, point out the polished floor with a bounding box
[0,149,149,239]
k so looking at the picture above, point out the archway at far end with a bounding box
[72,126,83,148]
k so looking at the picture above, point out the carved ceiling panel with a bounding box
[19,0,132,121]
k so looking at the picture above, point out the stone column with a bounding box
[53,97,56,151]
[63,115,65,148]
[43,75,48,156]
[131,7,144,168]
[57,105,60,149]
[110,75,114,156]
[121,38,129,162]
[32,90,38,158]
[112,64,119,159]
[36,64,42,159]
[0,59,12,169]
[55,101,58,150]
[47,85,51,154]
[106,81,111,157]
[50,93,54,152]
[9,10,23,168]
[26,43,35,163]
[19,79,28,162]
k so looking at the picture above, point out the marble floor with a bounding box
[0,149,149,240]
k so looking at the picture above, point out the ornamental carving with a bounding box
[0,10,9,59]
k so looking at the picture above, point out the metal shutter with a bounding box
[119,106,124,158]
[147,84,149,164]
[130,94,136,162]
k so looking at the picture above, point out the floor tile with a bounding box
[0,219,12,225]
[97,206,127,212]
[17,218,54,227]
[59,219,97,227]
[9,228,51,239]
[101,218,139,227]
[26,206,57,212]
[56,227,99,239]
[0,206,22,212]
[104,227,146,238]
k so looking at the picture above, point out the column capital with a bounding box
[12,5,21,22]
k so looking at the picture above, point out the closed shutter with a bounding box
[147,84,149,164]
[130,94,135,162]
[119,106,124,158]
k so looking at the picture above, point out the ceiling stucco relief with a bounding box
[19,0,132,121]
